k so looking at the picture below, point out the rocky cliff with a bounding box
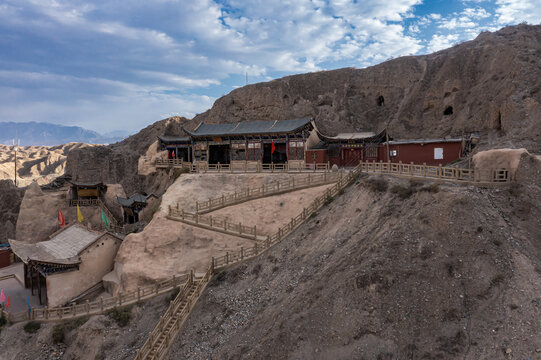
[194,24,541,152]
[64,117,191,196]
[0,180,23,243]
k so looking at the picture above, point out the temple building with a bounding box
[158,118,313,165]
[117,193,157,224]
[68,181,107,206]
[157,118,475,168]
[9,224,122,307]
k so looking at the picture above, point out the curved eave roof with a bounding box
[184,118,312,137]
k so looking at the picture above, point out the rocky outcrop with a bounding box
[15,182,125,243]
[0,180,23,243]
[65,117,189,197]
[193,24,541,153]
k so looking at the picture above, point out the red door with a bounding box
[341,148,362,167]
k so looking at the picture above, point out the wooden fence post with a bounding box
[266,236,270,248]
[226,252,229,265]
[255,242,258,255]
[211,257,215,273]
[100,297,104,312]
[86,300,90,314]
[253,225,257,240]
[195,202,199,213]
[239,222,242,235]
[241,247,244,260]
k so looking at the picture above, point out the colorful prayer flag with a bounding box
[100,208,110,230]
[0,289,5,303]
[77,204,84,223]
[271,141,276,154]
[58,209,66,228]
[5,296,10,309]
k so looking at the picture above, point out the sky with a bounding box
[0,0,539,135]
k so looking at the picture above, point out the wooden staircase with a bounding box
[134,269,213,360]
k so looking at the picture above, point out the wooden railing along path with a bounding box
[193,171,342,214]
[167,209,266,241]
[134,163,363,360]
[134,268,213,360]
[359,161,511,184]
[0,274,189,324]
[155,159,331,173]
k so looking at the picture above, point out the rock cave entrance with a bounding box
[443,106,453,115]
[377,95,385,106]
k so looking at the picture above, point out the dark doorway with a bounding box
[263,143,287,163]
[377,95,385,106]
[168,148,190,161]
[208,144,230,164]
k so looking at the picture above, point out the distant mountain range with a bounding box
[0,122,129,146]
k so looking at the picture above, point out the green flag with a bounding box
[100,208,110,230]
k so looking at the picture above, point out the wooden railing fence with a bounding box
[167,209,264,241]
[133,166,362,360]
[134,267,213,360]
[155,159,331,174]
[0,274,189,324]
[359,161,511,184]
[194,171,342,214]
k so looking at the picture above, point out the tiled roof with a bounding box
[185,118,311,137]
[9,225,106,265]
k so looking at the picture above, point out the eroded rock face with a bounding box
[15,182,126,243]
[0,180,23,243]
[193,25,541,153]
[64,117,184,196]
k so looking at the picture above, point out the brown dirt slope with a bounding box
[167,157,541,359]
[0,291,173,360]
[194,24,541,153]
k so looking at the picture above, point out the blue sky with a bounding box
[0,0,539,134]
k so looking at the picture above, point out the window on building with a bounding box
[288,140,304,160]
[390,150,398,157]
[365,145,378,158]
[231,143,246,161]
[434,147,443,159]
[247,142,261,161]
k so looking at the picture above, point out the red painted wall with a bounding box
[305,149,328,164]
[0,249,11,268]
[382,142,463,166]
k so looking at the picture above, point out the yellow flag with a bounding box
[77,204,84,223]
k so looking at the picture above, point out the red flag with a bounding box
[271,141,275,154]
[6,296,10,309]
[58,209,66,228]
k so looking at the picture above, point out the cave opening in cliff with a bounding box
[377,95,385,106]
[495,111,502,130]
[443,106,453,115]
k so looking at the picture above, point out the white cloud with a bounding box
[496,0,541,24]
[427,33,460,53]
